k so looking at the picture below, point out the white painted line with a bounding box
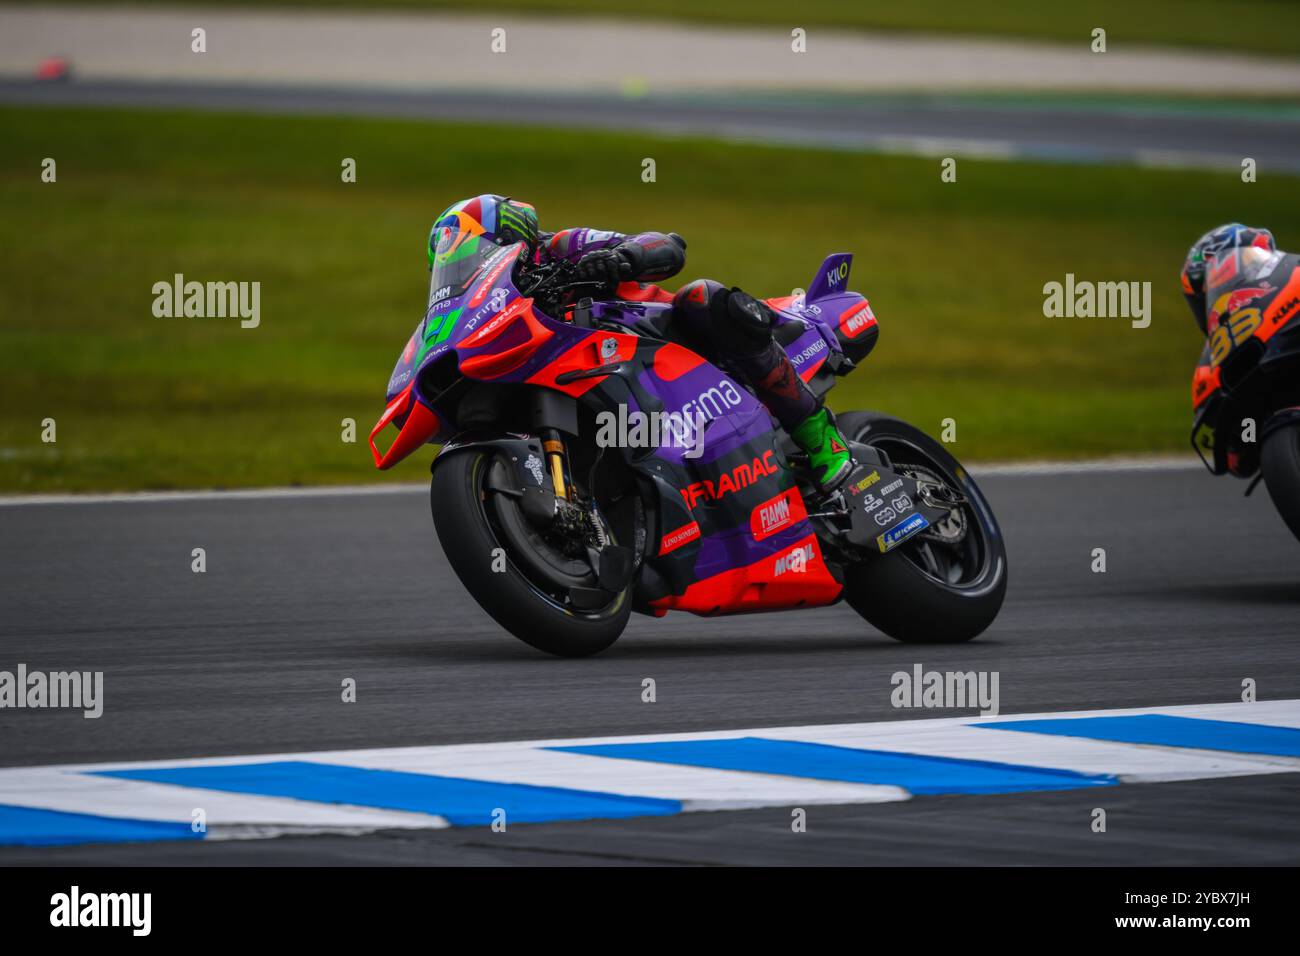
[11,699,1297,776]
[3,700,1295,844]
[315,746,908,810]
[0,482,427,507]
[0,455,1204,506]
[761,721,1300,781]
[0,769,448,833]
[970,455,1202,477]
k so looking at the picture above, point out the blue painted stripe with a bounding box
[0,803,201,847]
[553,737,1115,795]
[980,714,1300,758]
[97,761,681,825]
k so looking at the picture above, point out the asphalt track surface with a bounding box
[1,463,1298,865]
[4,79,1300,173]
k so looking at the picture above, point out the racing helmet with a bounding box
[1180,222,1276,333]
[427,194,539,268]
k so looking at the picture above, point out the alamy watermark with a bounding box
[1042,274,1151,329]
[0,664,103,718]
[891,663,999,716]
[50,886,150,936]
[152,273,260,328]
[595,404,706,458]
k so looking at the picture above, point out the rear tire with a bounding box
[431,448,631,657]
[1261,422,1300,544]
[836,411,1007,644]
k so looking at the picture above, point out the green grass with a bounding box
[34,0,1300,57]
[2,105,1298,492]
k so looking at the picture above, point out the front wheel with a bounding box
[1261,422,1300,544]
[836,411,1007,644]
[431,447,631,657]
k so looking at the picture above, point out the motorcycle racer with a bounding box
[1180,222,1283,337]
[1181,223,1300,474]
[428,194,854,491]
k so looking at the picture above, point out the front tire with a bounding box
[836,411,1007,644]
[431,448,631,657]
[1261,422,1300,544]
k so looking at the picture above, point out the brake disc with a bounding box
[902,463,968,546]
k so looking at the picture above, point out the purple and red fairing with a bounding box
[372,240,879,616]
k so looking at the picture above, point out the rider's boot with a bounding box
[722,290,854,493]
[790,406,854,492]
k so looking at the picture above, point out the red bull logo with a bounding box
[1207,284,1271,333]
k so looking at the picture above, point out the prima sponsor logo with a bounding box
[151,273,260,328]
[0,663,102,718]
[773,543,812,576]
[891,663,1000,716]
[678,380,745,433]
[387,368,411,392]
[595,405,707,459]
[597,380,744,460]
[1042,274,1151,329]
[50,886,151,936]
[463,289,509,331]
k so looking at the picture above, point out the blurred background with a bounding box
[1,1,1298,491]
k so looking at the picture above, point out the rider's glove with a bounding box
[575,248,631,288]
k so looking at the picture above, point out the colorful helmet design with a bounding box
[1180,222,1276,333]
[427,194,538,267]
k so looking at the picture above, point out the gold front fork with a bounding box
[542,435,569,500]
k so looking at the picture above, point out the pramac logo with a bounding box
[681,451,778,508]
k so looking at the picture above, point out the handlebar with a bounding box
[520,260,630,298]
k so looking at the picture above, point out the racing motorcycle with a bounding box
[1191,270,1300,542]
[371,228,1007,656]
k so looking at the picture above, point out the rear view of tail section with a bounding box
[805,253,853,303]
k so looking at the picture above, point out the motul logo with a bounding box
[839,300,876,338]
[773,543,813,576]
[682,451,778,508]
[750,487,807,540]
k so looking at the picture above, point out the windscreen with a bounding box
[427,227,501,308]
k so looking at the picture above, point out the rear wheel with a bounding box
[1261,422,1300,544]
[836,411,1007,644]
[431,448,631,657]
